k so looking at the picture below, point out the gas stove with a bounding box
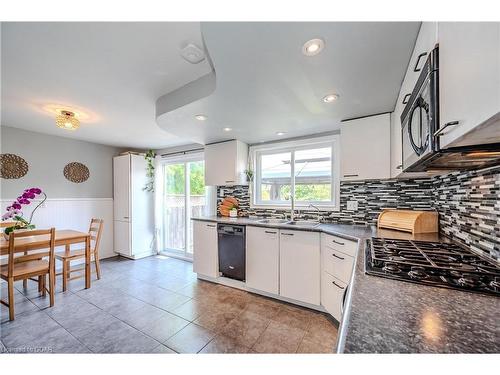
[365,237,500,296]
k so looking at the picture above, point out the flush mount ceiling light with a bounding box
[302,38,325,56]
[276,132,286,136]
[55,110,80,130]
[223,127,232,132]
[323,93,340,103]
[195,114,208,121]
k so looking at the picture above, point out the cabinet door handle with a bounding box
[343,174,359,178]
[332,280,345,290]
[265,231,277,234]
[225,180,235,183]
[413,52,427,72]
[206,224,216,228]
[402,93,411,105]
[332,252,345,260]
[332,239,345,246]
[281,233,294,236]
[123,216,129,219]
[434,121,460,137]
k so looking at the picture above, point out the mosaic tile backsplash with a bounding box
[217,165,500,260]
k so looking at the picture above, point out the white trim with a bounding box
[249,135,340,211]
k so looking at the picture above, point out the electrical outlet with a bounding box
[347,200,358,211]
[220,189,225,196]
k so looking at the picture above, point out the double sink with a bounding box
[255,218,321,229]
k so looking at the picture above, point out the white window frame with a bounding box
[156,151,216,261]
[250,135,340,211]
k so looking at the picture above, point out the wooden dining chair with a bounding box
[56,218,103,291]
[0,228,56,321]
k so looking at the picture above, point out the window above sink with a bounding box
[249,135,340,211]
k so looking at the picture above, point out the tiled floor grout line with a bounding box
[73,283,184,353]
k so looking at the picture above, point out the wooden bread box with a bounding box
[377,209,438,234]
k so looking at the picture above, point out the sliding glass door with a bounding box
[160,154,210,259]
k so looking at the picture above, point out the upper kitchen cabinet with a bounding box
[341,113,391,181]
[204,140,248,186]
[438,22,500,149]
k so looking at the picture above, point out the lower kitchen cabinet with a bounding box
[193,221,218,278]
[320,233,356,322]
[279,230,320,305]
[246,226,280,294]
[321,271,347,322]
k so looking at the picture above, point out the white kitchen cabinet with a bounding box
[320,233,357,321]
[113,220,130,257]
[193,220,218,278]
[341,113,391,181]
[438,22,500,148]
[279,230,320,305]
[204,140,248,186]
[113,154,154,259]
[113,155,130,221]
[246,226,280,294]
[398,22,438,106]
[321,271,347,322]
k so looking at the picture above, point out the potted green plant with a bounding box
[143,149,156,192]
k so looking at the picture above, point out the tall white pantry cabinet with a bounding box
[113,153,154,259]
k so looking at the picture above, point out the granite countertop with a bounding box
[192,216,500,353]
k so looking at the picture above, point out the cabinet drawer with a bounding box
[321,272,347,322]
[322,247,354,284]
[321,233,357,257]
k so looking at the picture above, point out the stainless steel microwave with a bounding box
[401,46,500,172]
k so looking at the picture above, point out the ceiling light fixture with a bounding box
[195,114,208,121]
[223,127,232,132]
[276,132,286,136]
[302,38,325,56]
[55,110,80,130]
[323,93,339,103]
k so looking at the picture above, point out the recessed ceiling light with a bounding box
[276,132,286,136]
[323,93,339,103]
[195,114,207,121]
[223,127,232,132]
[302,38,325,56]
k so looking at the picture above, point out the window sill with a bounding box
[250,203,340,212]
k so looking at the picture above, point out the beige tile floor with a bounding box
[1,255,338,354]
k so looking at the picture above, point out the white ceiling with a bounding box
[1,22,212,148]
[2,22,420,149]
[157,22,421,145]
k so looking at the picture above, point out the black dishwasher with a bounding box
[217,224,246,281]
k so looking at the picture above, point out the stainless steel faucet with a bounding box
[308,203,322,222]
[290,195,296,221]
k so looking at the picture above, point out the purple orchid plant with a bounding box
[2,187,47,236]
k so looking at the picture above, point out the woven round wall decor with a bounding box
[0,153,29,179]
[63,162,90,183]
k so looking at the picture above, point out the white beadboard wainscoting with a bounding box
[1,198,115,260]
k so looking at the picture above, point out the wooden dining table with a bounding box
[0,230,92,289]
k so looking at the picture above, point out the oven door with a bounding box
[402,76,434,171]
